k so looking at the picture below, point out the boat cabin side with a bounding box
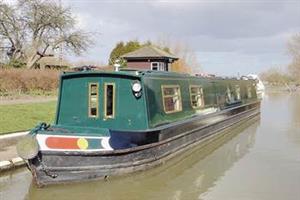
[142,74,257,129]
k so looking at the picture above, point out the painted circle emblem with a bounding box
[77,138,89,149]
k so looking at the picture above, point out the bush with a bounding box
[260,68,293,85]
[0,68,60,97]
[7,59,26,68]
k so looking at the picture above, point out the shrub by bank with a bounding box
[0,69,60,98]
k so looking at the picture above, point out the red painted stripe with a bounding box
[46,137,79,149]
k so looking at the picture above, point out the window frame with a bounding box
[88,82,99,118]
[235,85,241,101]
[247,85,252,99]
[151,62,159,71]
[189,85,205,109]
[103,82,116,119]
[226,86,233,103]
[161,84,182,114]
[160,62,165,71]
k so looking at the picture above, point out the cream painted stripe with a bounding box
[36,134,113,152]
[101,137,113,150]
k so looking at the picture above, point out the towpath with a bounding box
[0,131,28,171]
[0,145,18,161]
[0,96,56,105]
[0,132,27,159]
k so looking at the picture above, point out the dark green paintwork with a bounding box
[142,72,257,128]
[55,71,147,132]
[52,70,257,134]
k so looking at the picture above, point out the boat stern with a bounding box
[16,124,114,186]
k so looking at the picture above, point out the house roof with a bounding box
[121,46,178,60]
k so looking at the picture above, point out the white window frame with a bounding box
[151,62,166,71]
[235,85,241,101]
[160,62,165,71]
[151,62,159,71]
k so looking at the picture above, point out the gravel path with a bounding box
[0,96,57,105]
[0,145,18,161]
[0,132,28,161]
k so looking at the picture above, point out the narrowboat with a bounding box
[17,69,261,186]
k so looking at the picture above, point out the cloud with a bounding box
[63,0,300,74]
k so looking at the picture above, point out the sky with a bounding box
[63,0,300,76]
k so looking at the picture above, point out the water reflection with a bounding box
[0,169,31,200]
[263,93,300,148]
[25,117,259,200]
[290,93,300,125]
[200,92,300,200]
[288,93,300,147]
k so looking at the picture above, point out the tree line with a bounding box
[260,33,300,85]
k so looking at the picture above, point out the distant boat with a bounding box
[17,69,261,187]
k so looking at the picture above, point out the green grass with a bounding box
[0,101,57,134]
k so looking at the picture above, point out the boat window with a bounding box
[88,83,99,118]
[104,83,115,119]
[235,85,241,100]
[247,86,252,98]
[189,85,204,109]
[226,87,234,103]
[162,85,182,113]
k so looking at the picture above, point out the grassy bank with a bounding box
[0,101,57,134]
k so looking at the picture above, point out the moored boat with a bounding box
[17,69,261,186]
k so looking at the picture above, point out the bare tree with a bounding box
[287,33,300,81]
[0,2,25,61]
[260,67,292,85]
[156,36,201,73]
[0,0,91,68]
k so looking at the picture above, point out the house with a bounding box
[72,65,114,71]
[121,46,178,71]
[37,57,70,69]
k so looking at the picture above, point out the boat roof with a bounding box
[61,69,245,81]
[61,69,188,79]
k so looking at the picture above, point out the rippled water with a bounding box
[1,92,300,200]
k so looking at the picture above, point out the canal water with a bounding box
[0,92,299,200]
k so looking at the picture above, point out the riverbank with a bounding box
[0,100,56,134]
[0,131,28,172]
[264,84,300,93]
